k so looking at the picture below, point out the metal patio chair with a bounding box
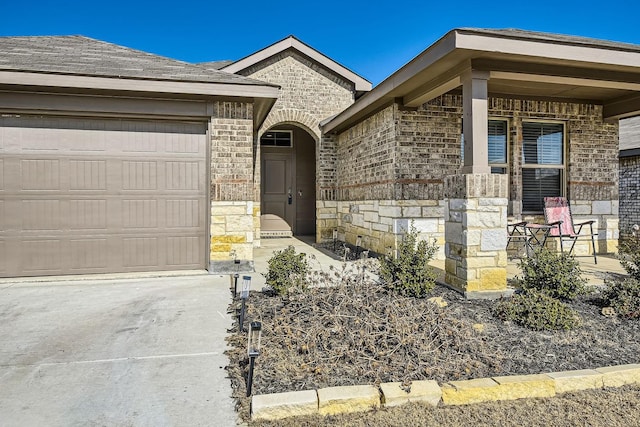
[543,196,598,264]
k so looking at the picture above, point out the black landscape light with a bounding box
[356,235,362,258]
[233,273,239,298]
[246,321,262,396]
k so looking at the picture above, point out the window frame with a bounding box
[260,130,293,148]
[460,118,510,175]
[520,120,567,214]
[487,118,509,175]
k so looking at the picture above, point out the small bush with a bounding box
[379,224,438,298]
[265,246,309,295]
[493,289,582,331]
[517,248,590,300]
[618,230,640,281]
[601,278,640,319]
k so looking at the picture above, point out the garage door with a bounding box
[0,115,208,278]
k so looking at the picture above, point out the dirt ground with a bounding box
[225,257,639,425]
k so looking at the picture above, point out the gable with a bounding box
[220,36,371,95]
[239,50,356,129]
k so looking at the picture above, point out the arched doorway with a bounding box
[260,124,317,236]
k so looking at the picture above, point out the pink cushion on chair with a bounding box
[544,197,575,237]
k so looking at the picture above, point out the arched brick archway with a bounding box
[259,113,318,237]
[259,109,320,142]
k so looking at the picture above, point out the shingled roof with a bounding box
[0,35,273,86]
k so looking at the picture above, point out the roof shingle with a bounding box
[0,35,274,86]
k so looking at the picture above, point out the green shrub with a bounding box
[265,246,309,295]
[601,278,640,319]
[493,289,582,331]
[517,248,590,301]
[618,231,640,281]
[379,224,438,298]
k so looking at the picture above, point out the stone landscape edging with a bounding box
[250,363,640,421]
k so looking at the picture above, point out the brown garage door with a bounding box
[0,115,208,278]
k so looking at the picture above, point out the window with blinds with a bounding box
[489,120,507,173]
[521,122,565,212]
[460,119,508,173]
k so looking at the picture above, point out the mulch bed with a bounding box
[225,257,639,422]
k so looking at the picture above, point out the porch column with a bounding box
[462,70,490,174]
[444,174,509,299]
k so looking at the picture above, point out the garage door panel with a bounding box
[21,239,63,273]
[122,161,158,190]
[68,199,108,230]
[69,160,107,190]
[21,159,60,190]
[21,199,61,230]
[70,239,108,269]
[166,199,201,228]
[123,237,159,268]
[167,236,203,266]
[166,161,201,190]
[0,115,207,278]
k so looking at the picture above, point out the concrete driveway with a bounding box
[0,273,239,427]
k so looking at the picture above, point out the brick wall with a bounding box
[620,155,640,238]
[240,51,355,136]
[324,94,619,256]
[336,104,397,200]
[210,102,254,201]
[209,101,256,270]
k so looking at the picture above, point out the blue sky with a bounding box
[2,0,639,85]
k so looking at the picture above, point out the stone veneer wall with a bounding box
[209,102,256,271]
[445,174,509,296]
[620,155,640,239]
[334,200,446,258]
[319,94,620,257]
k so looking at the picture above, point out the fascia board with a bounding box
[455,31,640,69]
[0,71,280,99]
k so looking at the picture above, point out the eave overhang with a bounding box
[0,70,280,131]
[322,28,640,134]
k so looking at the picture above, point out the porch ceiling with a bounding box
[322,28,640,134]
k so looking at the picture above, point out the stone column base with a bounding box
[444,174,509,298]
